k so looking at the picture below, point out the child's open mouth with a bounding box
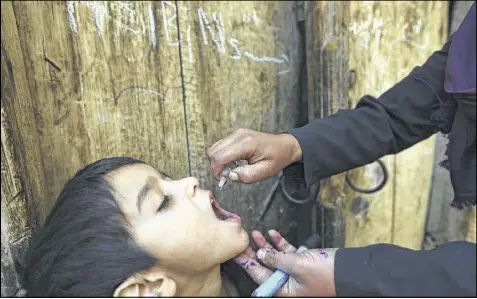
[209,192,241,224]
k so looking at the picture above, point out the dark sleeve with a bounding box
[287,38,454,187]
[334,241,476,297]
[221,259,258,297]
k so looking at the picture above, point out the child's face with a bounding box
[107,163,249,273]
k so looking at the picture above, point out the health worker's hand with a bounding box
[234,230,337,297]
[207,129,302,184]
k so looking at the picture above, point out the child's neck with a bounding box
[170,265,226,297]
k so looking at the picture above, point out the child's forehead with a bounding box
[108,163,159,178]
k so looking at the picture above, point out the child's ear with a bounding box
[114,271,177,297]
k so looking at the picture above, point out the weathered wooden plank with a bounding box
[1,131,30,297]
[304,1,350,248]
[304,1,396,248]
[1,109,32,279]
[423,134,470,249]
[388,1,447,249]
[1,2,45,295]
[424,0,474,249]
[345,1,447,249]
[1,1,46,230]
[10,1,189,221]
[1,0,305,293]
[305,1,447,249]
[11,1,89,217]
[3,0,305,254]
[176,1,304,238]
[1,206,22,297]
[347,1,446,249]
[467,207,476,243]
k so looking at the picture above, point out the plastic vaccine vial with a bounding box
[217,167,232,190]
[218,177,228,190]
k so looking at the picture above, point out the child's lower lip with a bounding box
[221,211,242,225]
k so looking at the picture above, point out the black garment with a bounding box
[286,36,476,296]
[334,241,476,297]
[443,2,476,208]
[288,39,454,189]
[221,260,257,297]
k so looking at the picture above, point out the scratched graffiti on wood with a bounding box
[65,1,291,75]
[1,4,302,294]
[303,1,449,249]
[1,1,453,296]
[343,1,448,250]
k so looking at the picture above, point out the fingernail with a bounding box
[251,230,260,237]
[257,249,265,261]
[228,171,239,181]
[268,229,277,236]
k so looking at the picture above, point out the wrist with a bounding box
[311,248,338,297]
[278,133,303,164]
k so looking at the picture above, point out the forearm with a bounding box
[287,38,452,186]
[334,241,476,297]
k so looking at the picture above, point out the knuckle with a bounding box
[267,251,279,267]
[238,169,254,184]
[235,128,246,135]
[248,265,262,277]
[248,266,265,282]
[211,165,222,177]
[241,133,254,144]
[263,243,273,249]
[283,284,292,296]
[295,252,316,274]
[249,168,261,179]
[300,251,317,263]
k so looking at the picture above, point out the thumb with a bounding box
[229,162,275,184]
[256,248,299,275]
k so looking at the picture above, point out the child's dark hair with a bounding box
[21,157,156,297]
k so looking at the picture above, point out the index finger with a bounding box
[234,252,273,285]
[207,129,247,158]
[252,231,274,249]
[253,230,297,253]
[268,230,297,252]
[234,251,288,297]
[209,138,256,180]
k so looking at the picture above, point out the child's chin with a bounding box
[240,228,249,244]
[236,230,250,251]
[227,234,249,257]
